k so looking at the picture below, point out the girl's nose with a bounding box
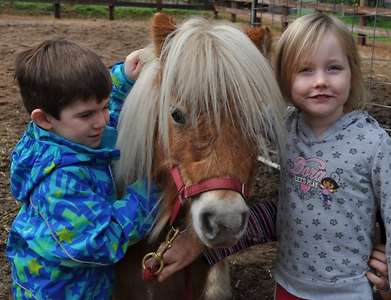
[314,71,328,88]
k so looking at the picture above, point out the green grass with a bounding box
[0,0,213,19]
[336,14,391,29]
[6,1,53,15]
[294,7,391,30]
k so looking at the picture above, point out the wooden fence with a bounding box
[11,0,216,19]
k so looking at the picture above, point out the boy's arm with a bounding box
[157,200,277,282]
[28,167,159,268]
[109,49,143,128]
[109,62,135,129]
[367,244,389,291]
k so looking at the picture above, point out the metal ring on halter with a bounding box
[142,252,165,275]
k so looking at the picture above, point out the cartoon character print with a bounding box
[319,177,339,204]
[289,156,340,203]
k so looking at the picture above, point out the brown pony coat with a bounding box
[113,13,285,300]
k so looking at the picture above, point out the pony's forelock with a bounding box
[159,18,286,157]
[115,17,286,192]
[115,47,159,193]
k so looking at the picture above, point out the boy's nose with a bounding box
[94,112,108,128]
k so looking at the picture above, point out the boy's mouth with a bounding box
[89,133,103,139]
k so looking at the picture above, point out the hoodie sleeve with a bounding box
[109,62,135,129]
[372,135,391,289]
[27,165,159,268]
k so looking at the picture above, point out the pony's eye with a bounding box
[171,108,186,125]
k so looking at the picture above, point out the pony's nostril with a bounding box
[201,211,217,239]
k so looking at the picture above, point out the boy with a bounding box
[7,39,158,299]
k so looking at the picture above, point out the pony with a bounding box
[113,13,285,300]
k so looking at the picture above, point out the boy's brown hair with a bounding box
[15,39,112,119]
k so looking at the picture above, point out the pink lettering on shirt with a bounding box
[290,157,327,193]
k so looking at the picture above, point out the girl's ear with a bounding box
[151,12,177,57]
[31,109,53,130]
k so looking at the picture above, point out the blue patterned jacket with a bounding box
[7,63,159,299]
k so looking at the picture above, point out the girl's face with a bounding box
[290,31,351,128]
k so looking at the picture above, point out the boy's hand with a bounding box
[367,244,389,291]
[124,49,143,81]
[158,230,204,282]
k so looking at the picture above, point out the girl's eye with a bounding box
[329,65,343,71]
[170,107,187,125]
[298,67,312,73]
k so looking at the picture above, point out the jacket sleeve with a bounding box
[373,135,391,288]
[109,62,135,129]
[28,165,160,268]
[203,199,277,265]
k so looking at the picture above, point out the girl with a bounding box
[273,12,391,299]
[157,12,391,300]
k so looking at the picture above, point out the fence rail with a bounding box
[9,0,216,19]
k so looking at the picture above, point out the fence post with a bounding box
[156,0,162,11]
[358,0,367,45]
[358,15,367,45]
[230,1,238,23]
[108,0,115,20]
[54,0,61,19]
[281,5,289,31]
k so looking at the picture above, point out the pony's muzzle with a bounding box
[191,191,250,248]
[201,209,249,241]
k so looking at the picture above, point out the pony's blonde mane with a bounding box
[115,17,286,191]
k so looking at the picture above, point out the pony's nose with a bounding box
[200,208,250,245]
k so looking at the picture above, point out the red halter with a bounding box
[142,166,249,300]
[169,166,249,300]
[169,166,249,224]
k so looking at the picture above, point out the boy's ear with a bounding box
[31,109,53,130]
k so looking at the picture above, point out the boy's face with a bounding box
[48,98,109,148]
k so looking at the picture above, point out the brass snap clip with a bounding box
[142,226,180,276]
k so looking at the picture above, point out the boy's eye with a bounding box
[79,112,93,118]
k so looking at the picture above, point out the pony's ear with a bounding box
[244,26,273,59]
[151,12,177,57]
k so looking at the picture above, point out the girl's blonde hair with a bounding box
[274,12,366,111]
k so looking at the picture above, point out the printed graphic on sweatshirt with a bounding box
[289,156,340,203]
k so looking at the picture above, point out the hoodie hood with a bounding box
[289,109,369,144]
[10,122,119,203]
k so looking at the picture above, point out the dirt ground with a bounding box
[1,14,391,300]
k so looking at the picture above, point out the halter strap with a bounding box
[169,166,248,224]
